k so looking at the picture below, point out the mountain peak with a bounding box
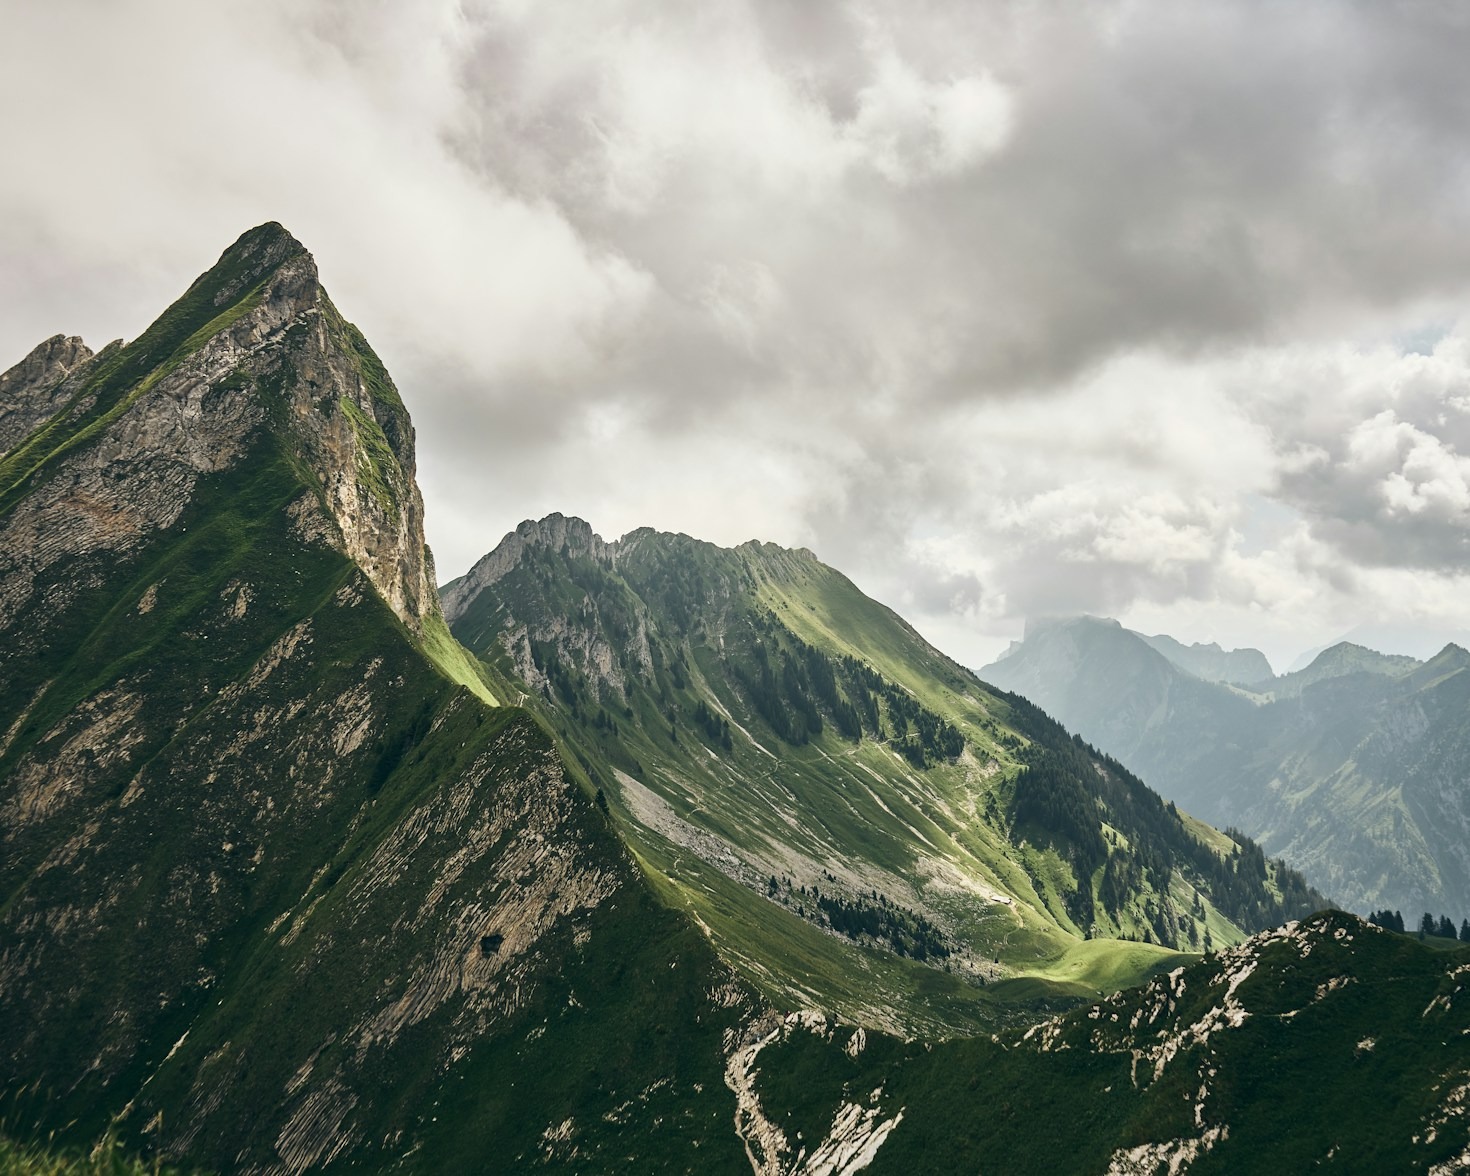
[441,513,614,620]
[3,332,92,373]
[1293,641,1420,681]
[1403,642,1470,691]
[441,518,835,624]
[0,333,96,456]
[233,218,303,250]
[1022,614,1121,639]
[1137,630,1274,686]
[178,221,317,326]
[0,224,438,635]
[220,220,309,273]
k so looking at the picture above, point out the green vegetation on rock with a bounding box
[0,226,754,1173]
[10,223,1459,1175]
[749,911,1470,1173]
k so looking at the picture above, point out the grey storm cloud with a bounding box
[6,0,1470,668]
[444,1,1470,405]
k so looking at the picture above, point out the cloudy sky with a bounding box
[6,0,1470,671]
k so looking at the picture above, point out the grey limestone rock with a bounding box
[0,333,96,456]
[0,223,439,644]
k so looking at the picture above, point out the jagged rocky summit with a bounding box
[0,223,436,641]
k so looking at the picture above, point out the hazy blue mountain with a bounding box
[1139,630,1274,686]
[983,616,1470,918]
[1290,620,1470,669]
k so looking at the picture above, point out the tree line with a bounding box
[767,875,950,961]
[735,611,964,766]
[1368,909,1470,941]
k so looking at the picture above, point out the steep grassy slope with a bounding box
[443,517,1322,1033]
[0,1132,185,1176]
[0,227,764,1173]
[983,617,1470,917]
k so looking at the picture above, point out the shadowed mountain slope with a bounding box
[757,910,1470,1174]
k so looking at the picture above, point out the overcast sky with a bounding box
[6,0,1470,671]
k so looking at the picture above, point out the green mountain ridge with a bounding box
[751,909,1470,1174]
[442,515,1323,1034]
[982,616,1470,918]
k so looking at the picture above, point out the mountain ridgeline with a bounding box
[982,615,1470,918]
[442,516,1324,1029]
[16,222,1470,1175]
[745,910,1470,1175]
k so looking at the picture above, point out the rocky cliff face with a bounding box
[0,222,435,641]
[441,511,616,621]
[0,333,97,455]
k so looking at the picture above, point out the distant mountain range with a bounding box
[1136,631,1274,686]
[982,616,1470,917]
[1287,620,1470,671]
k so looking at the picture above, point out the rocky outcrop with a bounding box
[0,223,437,643]
[0,226,760,1174]
[441,512,614,622]
[0,333,97,455]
